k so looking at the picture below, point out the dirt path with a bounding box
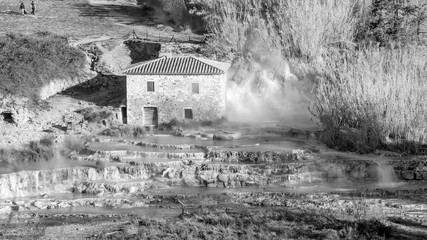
[70,35,113,46]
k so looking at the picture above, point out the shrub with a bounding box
[62,135,87,156]
[100,125,146,138]
[110,156,121,162]
[355,0,427,46]
[95,159,105,173]
[143,0,189,27]
[77,107,113,124]
[0,32,87,99]
[157,119,179,132]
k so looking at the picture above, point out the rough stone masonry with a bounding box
[126,74,227,125]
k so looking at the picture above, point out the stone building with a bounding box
[123,56,230,126]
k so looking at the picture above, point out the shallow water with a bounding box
[89,141,204,153]
[6,206,183,219]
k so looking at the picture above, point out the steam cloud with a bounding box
[225,46,315,129]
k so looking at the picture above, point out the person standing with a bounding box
[31,1,35,15]
[20,2,26,15]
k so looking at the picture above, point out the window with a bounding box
[184,109,193,119]
[192,83,199,94]
[147,81,155,92]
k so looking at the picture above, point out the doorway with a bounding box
[121,106,127,124]
[143,107,158,126]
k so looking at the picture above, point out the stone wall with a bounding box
[38,71,97,100]
[126,74,227,125]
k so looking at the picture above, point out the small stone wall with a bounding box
[126,74,227,125]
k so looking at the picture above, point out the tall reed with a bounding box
[206,0,370,60]
[313,45,427,151]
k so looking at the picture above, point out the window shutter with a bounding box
[147,81,155,92]
[184,109,193,119]
[192,83,199,94]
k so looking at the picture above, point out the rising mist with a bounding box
[225,36,315,129]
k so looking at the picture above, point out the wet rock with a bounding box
[402,171,415,180]
[33,201,49,210]
[217,174,229,184]
[11,205,19,211]
[415,171,427,180]
[182,178,198,187]
[12,200,25,206]
[58,202,71,208]
[200,176,216,186]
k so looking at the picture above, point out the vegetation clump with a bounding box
[61,135,94,156]
[76,107,113,124]
[0,136,56,170]
[100,125,146,138]
[129,207,399,240]
[356,0,427,46]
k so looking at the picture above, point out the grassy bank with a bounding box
[0,32,86,99]
[125,207,417,239]
[203,0,427,153]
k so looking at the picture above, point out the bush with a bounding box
[100,125,146,138]
[62,135,87,156]
[355,0,427,46]
[0,32,87,99]
[143,0,189,27]
[157,119,179,132]
[95,159,105,173]
[77,107,113,124]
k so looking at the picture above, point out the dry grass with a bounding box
[0,0,125,39]
[100,125,146,138]
[0,136,55,166]
[206,0,370,60]
[62,135,88,156]
[127,207,397,240]
[0,32,87,99]
[77,107,113,124]
[313,45,427,152]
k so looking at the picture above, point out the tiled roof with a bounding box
[123,56,230,75]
